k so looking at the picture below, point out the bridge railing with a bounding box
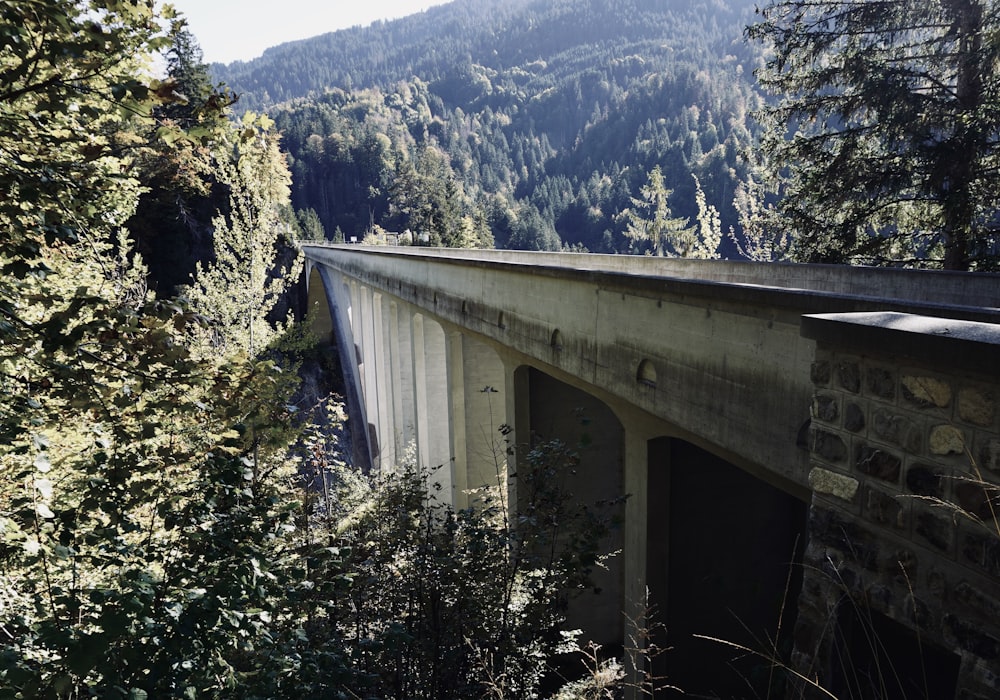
[298,243,1000,321]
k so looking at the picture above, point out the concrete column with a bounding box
[347,280,359,348]
[449,334,507,510]
[357,285,381,466]
[410,314,453,500]
[372,293,395,471]
[621,427,665,700]
[504,364,531,517]
[309,266,372,470]
[304,264,333,342]
[623,427,650,619]
[389,301,416,462]
[411,313,430,471]
[448,331,469,506]
[423,317,453,499]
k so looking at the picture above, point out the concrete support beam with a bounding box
[357,285,380,466]
[309,267,372,470]
[449,334,508,510]
[622,427,651,696]
[411,314,453,499]
[389,302,416,461]
[505,365,531,515]
[411,313,430,472]
[448,332,470,507]
[372,292,395,471]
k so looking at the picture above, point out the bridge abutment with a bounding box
[796,312,1000,700]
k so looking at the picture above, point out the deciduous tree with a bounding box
[186,113,302,357]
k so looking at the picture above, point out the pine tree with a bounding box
[749,0,1000,270]
[621,165,693,256]
[0,4,303,695]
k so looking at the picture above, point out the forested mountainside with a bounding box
[213,0,763,254]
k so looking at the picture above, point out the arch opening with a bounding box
[518,367,625,650]
[646,436,807,698]
[550,329,563,351]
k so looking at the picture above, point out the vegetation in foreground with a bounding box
[0,3,636,697]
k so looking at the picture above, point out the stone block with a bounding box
[955,582,1000,622]
[906,464,945,498]
[865,486,905,530]
[812,429,848,464]
[979,438,1000,473]
[902,375,952,409]
[930,425,967,456]
[857,445,902,484]
[811,360,831,387]
[809,507,877,571]
[904,594,932,629]
[945,614,1000,660]
[866,366,896,400]
[809,467,859,502]
[916,510,954,553]
[845,402,866,433]
[959,387,996,428]
[892,549,919,591]
[928,567,947,597]
[866,583,893,612]
[969,657,1000,695]
[960,690,995,700]
[813,394,839,423]
[872,409,922,453]
[955,481,999,522]
[837,361,861,393]
[961,531,1000,578]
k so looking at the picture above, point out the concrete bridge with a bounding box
[302,245,1000,699]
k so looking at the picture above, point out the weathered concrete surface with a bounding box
[302,246,1000,699]
[304,246,1000,495]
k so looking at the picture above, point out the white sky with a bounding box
[164,0,451,64]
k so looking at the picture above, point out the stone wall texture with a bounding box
[797,341,1000,699]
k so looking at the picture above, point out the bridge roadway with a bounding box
[301,244,1000,698]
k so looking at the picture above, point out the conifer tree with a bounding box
[622,165,693,256]
[749,0,1000,270]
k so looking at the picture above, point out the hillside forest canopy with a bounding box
[213,0,1000,270]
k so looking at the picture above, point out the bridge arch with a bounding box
[644,434,807,697]
[507,365,626,649]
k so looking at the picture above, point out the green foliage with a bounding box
[727,150,792,262]
[305,435,622,700]
[748,0,1000,270]
[126,26,237,296]
[0,5,638,698]
[621,166,693,257]
[0,4,318,697]
[296,207,326,242]
[185,113,302,357]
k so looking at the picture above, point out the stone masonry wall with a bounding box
[795,317,1000,700]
